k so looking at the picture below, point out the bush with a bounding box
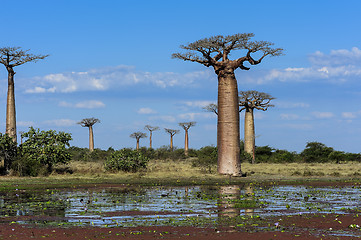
[301,142,334,163]
[13,127,72,176]
[193,146,217,173]
[104,148,149,172]
[0,133,17,173]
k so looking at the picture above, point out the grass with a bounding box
[1,160,361,190]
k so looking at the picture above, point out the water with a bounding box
[1,184,361,228]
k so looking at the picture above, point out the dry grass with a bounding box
[55,160,361,180]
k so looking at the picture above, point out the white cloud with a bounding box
[280,113,300,120]
[17,121,35,127]
[276,101,310,109]
[284,123,313,130]
[178,112,214,120]
[182,100,215,108]
[311,111,334,119]
[59,100,105,109]
[137,108,157,114]
[240,47,361,84]
[149,115,176,123]
[342,112,357,119]
[26,65,215,93]
[43,119,77,127]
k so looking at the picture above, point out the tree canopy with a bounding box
[239,90,275,111]
[78,118,100,127]
[0,47,49,69]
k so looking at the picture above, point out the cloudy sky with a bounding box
[1,0,361,153]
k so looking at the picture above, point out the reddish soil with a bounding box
[0,213,360,239]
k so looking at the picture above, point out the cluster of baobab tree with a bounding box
[130,122,196,156]
[0,33,282,177]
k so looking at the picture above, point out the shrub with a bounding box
[104,148,149,172]
[13,127,72,176]
[0,133,17,173]
[301,142,334,163]
[193,146,217,173]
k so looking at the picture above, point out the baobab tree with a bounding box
[203,103,218,115]
[0,47,48,142]
[164,128,179,151]
[144,125,159,149]
[78,118,100,152]
[239,90,275,164]
[173,33,282,176]
[179,122,196,156]
[130,132,147,151]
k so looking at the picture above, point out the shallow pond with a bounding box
[1,184,361,228]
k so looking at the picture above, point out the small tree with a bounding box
[144,125,159,149]
[164,128,179,151]
[173,33,282,176]
[239,90,275,163]
[178,122,196,156]
[17,127,72,176]
[78,118,100,152]
[0,133,17,173]
[130,132,147,151]
[203,103,218,115]
[0,47,49,143]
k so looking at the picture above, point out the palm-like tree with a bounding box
[144,125,159,149]
[78,118,100,152]
[130,132,147,151]
[173,33,282,176]
[164,128,179,151]
[239,90,275,163]
[178,122,196,156]
[0,47,48,142]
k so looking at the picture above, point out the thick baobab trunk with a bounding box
[6,68,17,143]
[184,130,189,156]
[136,139,140,151]
[149,132,153,149]
[244,108,255,163]
[170,136,174,151]
[217,71,241,176]
[89,126,94,152]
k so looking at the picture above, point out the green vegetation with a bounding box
[105,148,149,172]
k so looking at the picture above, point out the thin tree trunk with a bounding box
[184,130,189,156]
[136,139,140,151]
[244,108,255,163]
[89,126,94,152]
[6,68,17,143]
[149,131,152,149]
[217,72,241,176]
[170,136,173,151]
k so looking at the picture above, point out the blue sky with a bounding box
[1,0,361,153]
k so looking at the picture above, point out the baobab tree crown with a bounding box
[239,90,275,111]
[172,33,283,72]
[0,47,49,70]
[130,132,147,140]
[178,122,196,130]
[78,118,100,127]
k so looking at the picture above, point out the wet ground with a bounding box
[0,183,361,239]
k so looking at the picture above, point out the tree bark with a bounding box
[136,139,140,151]
[244,108,255,163]
[149,131,153,149]
[184,130,189,156]
[6,68,17,143]
[170,136,173,151]
[217,71,241,176]
[89,126,94,152]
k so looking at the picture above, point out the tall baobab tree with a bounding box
[164,128,179,151]
[78,118,100,152]
[130,132,147,151]
[0,47,48,142]
[178,122,196,156]
[239,90,275,164]
[144,125,159,149]
[173,33,282,176]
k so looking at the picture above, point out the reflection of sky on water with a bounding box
[1,184,361,227]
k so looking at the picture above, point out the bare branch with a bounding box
[144,125,159,132]
[0,47,49,68]
[203,103,218,115]
[130,131,147,140]
[239,90,275,111]
[164,128,180,137]
[78,118,100,127]
[178,122,196,131]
